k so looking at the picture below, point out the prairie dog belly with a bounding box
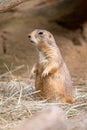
[36,63,73,101]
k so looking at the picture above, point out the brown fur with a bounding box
[28,29,73,103]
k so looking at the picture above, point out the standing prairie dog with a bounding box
[28,29,73,103]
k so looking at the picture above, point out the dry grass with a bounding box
[0,65,87,130]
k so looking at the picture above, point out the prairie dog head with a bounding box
[28,29,56,47]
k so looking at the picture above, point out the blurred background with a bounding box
[0,0,87,85]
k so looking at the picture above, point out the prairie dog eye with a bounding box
[38,31,43,35]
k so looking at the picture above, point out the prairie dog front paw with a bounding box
[41,68,49,78]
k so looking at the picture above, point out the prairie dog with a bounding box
[28,29,73,103]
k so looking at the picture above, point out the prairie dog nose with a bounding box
[28,35,31,39]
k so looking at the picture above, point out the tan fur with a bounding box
[28,29,73,103]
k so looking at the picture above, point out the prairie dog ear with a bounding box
[47,31,53,39]
[49,34,52,38]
